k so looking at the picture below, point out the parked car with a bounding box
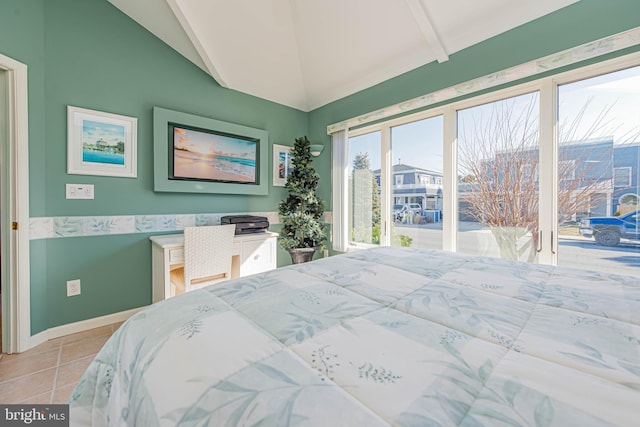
[579,210,640,246]
[393,204,404,221]
[395,204,423,223]
[404,203,423,215]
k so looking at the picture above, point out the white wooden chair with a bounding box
[169,224,236,296]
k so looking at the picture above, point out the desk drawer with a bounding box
[240,239,275,276]
[169,248,184,263]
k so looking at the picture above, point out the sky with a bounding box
[349,115,444,173]
[82,120,125,145]
[558,66,640,145]
[174,127,256,157]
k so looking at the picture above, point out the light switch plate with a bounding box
[67,279,81,296]
[66,184,94,199]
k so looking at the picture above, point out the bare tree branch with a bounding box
[458,93,634,261]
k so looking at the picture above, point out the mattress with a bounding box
[69,246,640,426]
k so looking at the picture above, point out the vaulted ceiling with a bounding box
[108,0,578,111]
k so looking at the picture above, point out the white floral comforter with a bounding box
[69,246,640,426]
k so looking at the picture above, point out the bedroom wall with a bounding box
[308,0,640,163]
[0,0,310,334]
[2,0,639,338]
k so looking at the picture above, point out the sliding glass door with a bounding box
[347,117,445,250]
[456,92,541,262]
[390,116,444,249]
[337,53,640,276]
[556,66,640,276]
[348,131,381,246]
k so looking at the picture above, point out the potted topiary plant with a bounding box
[278,136,326,263]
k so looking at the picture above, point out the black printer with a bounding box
[221,215,269,235]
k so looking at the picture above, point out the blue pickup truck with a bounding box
[579,210,640,246]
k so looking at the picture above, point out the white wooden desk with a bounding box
[150,231,278,302]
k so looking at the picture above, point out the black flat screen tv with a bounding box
[168,122,259,185]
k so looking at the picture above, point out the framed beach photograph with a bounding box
[273,144,292,187]
[67,106,137,178]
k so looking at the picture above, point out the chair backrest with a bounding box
[183,224,236,291]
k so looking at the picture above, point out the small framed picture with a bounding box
[273,144,292,186]
[67,106,137,178]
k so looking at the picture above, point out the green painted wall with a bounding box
[1,0,309,334]
[1,0,639,335]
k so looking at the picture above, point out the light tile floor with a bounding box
[0,323,120,404]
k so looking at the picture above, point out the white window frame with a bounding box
[346,112,446,251]
[331,52,640,262]
[619,192,639,206]
[614,166,632,187]
[559,160,576,181]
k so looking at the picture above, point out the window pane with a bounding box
[558,66,640,276]
[457,92,540,262]
[390,116,444,249]
[348,131,381,245]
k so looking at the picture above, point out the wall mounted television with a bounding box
[168,122,259,185]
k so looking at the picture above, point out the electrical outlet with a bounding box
[323,249,329,258]
[67,279,81,296]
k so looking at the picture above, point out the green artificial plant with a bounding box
[278,136,326,251]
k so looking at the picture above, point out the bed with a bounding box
[69,246,640,426]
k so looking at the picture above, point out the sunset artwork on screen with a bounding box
[169,123,258,185]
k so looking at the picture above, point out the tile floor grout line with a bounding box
[0,365,57,385]
[49,343,63,403]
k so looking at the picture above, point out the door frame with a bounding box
[0,52,31,353]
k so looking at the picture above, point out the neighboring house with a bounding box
[459,137,639,222]
[559,139,640,217]
[371,139,638,224]
[374,164,444,213]
[559,138,614,218]
[613,142,640,214]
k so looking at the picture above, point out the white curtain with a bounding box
[331,129,348,252]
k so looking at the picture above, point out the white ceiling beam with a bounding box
[405,0,449,63]
[287,0,310,111]
[165,0,230,88]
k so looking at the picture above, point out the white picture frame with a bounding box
[273,144,292,187]
[67,105,137,178]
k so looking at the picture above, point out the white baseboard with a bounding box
[24,306,145,351]
[27,330,49,351]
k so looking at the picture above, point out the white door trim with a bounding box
[0,52,31,353]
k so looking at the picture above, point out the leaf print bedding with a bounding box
[69,246,640,426]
